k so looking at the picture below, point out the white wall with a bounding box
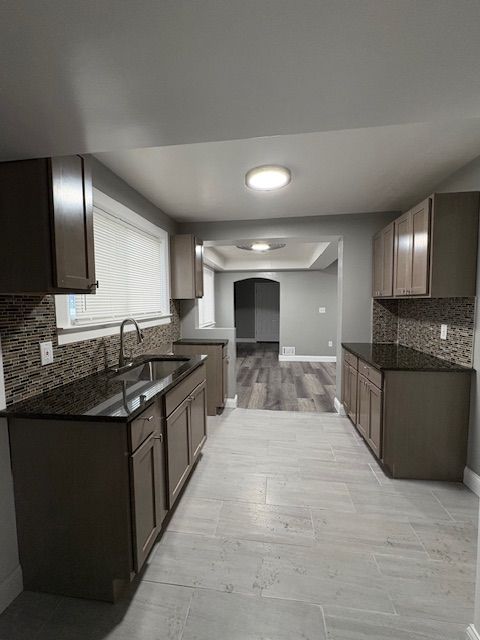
[216,267,338,357]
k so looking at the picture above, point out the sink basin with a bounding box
[113,359,188,382]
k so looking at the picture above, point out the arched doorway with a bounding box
[234,277,280,344]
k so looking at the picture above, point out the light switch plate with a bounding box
[40,341,54,365]
[440,324,448,340]
[318,307,326,314]
[328,340,333,347]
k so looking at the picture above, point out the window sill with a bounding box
[57,316,172,346]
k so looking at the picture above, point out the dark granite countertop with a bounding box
[1,354,207,423]
[342,343,472,372]
[174,338,229,346]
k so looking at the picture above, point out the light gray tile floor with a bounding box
[1,407,478,639]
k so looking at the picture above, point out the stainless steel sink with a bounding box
[113,359,188,382]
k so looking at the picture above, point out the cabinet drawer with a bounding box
[165,364,206,416]
[129,401,162,452]
[358,359,382,389]
[343,350,358,369]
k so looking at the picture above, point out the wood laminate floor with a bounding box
[236,342,336,412]
[3,409,477,639]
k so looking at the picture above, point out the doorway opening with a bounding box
[234,276,335,412]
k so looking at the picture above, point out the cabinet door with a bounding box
[368,383,383,458]
[372,231,383,297]
[189,381,207,461]
[166,399,191,507]
[130,434,164,571]
[393,211,412,296]
[356,374,370,439]
[51,156,96,292]
[342,360,350,414]
[194,238,204,298]
[382,223,394,296]
[410,199,431,295]
[347,364,358,424]
[222,355,228,405]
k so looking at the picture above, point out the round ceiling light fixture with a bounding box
[251,242,271,251]
[236,242,286,252]
[245,165,291,191]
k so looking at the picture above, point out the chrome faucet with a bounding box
[118,318,144,369]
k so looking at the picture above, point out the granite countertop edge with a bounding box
[342,342,472,373]
[1,354,208,423]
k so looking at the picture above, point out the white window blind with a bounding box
[198,266,215,327]
[71,207,169,325]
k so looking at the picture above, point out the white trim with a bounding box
[0,565,22,614]
[466,624,480,640]
[463,467,480,497]
[278,355,337,362]
[236,338,257,343]
[93,189,165,238]
[225,395,238,409]
[57,316,172,346]
[334,397,346,415]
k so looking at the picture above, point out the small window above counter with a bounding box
[373,191,479,299]
[0,155,96,294]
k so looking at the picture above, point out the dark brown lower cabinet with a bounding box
[166,398,192,507]
[130,432,167,572]
[342,361,358,424]
[368,383,382,458]
[342,348,471,481]
[166,380,207,507]
[356,374,370,441]
[8,363,207,602]
[190,380,207,460]
[173,341,228,415]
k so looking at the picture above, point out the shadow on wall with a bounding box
[234,278,280,343]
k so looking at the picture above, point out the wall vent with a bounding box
[282,346,295,356]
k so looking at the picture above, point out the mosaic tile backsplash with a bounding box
[372,298,476,367]
[0,296,180,406]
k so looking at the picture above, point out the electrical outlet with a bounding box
[282,346,295,356]
[40,341,54,365]
[328,340,333,348]
[440,324,448,340]
[318,307,326,314]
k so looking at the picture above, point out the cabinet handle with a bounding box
[140,415,154,422]
[89,280,99,290]
[154,434,163,442]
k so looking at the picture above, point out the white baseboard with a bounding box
[278,355,337,362]
[334,397,346,416]
[225,395,238,409]
[0,565,22,614]
[466,624,480,640]
[236,338,256,343]
[463,467,480,497]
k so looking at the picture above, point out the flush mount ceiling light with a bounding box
[245,165,291,191]
[236,242,286,252]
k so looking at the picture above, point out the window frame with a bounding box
[55,188,171,345]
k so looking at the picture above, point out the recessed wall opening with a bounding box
[204,238,339,413]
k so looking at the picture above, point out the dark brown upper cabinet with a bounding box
[375,191,479,299]
[0,155,96,294]
[373,222,394,298]
[170,234,204,299]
